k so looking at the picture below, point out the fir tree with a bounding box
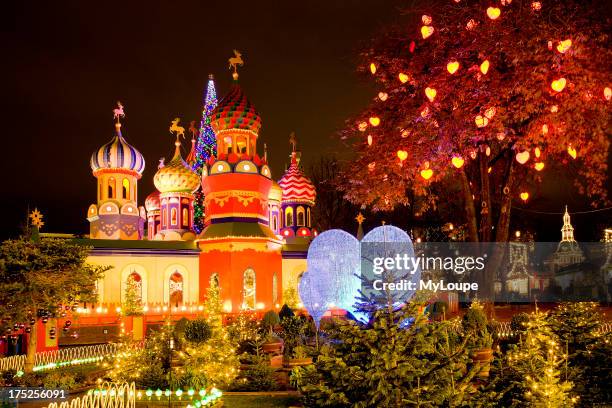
[122,274,143,316]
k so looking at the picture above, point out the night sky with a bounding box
[1,1,609,241]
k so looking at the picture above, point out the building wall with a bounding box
[87,251,200,307]
[281,257,307,296]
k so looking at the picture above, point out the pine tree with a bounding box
[192,75,218,234]
[122,275,143,316]
[292,301,479,407]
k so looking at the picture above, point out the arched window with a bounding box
[108,177,115,198]
[272,215,278,231]
[297,206,305,226]
[224,136,233,154]
[272,273,278,305]
[122,178,130,200]
[210,273,219,290]
[169,272,183,307]
[307,208,311,227]
[182,208,189,227]
[162,208,167,227]
[242,268,256,310]
[285,207,294,227]
[99,183,103,201]
[236,135,248,154]
[171,208,177,225]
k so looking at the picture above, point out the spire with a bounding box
[561,205,575,242]
[356,212,365,240]
[228,50,243,81]
[169,118,186,161]
[186,120,198,165]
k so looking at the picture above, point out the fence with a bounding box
[0,343,117,373]
[44,382,135,408]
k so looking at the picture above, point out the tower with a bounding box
[278,134,316,238]
[561,205,575,242]
[87,105,146,239]
[152,120,200,241]
[197,58,282,313]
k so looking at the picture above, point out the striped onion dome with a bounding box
[278,153,316,205]
[145,191,160,212]
[90,123,145,176]
[210,83,261,134]
[268,181,282,202]
[153,142,200,194]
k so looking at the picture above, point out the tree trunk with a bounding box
[478,150,492,242]
[25,321,37,373]
[460,169,479,243]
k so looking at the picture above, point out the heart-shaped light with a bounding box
[401,129,410,138]
[422,15,432,25]
[421,25,435,39]
[542,124,549,134]
[480,60,490,75]
[520,192,529,201]
[484,106,496,119]
[367,135,373,146]
[358,122,367,132]
[551,105,559,113]
[369,116,381,126]
[451,156,465,169]
[425,87,437,102]
[551,78,567,92]
[397,150,408,161]
[515,151,530,164]
[369,63,377,74]
[447,60,460,74]
[420,168,434,180]
[604,87,611,101]
[531,1,541,11]
[487,7,501,20]
[534,147,541,158]
[398,72,409,83]
[534,162,545,171]
[556,39,572,54]
[567,146,577,159]
[378,92,388,101]
[475,115,489,128]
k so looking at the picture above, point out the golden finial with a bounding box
[355,212,365,225]
[228,50,244,80]
[29,208,44,229]
[169,118,185,144]
[188,120,198,141]
[289,132,297,152]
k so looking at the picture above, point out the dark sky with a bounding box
[1,0,609,241]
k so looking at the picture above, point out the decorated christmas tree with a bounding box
[192,75,218,233]
[122,274,143,316]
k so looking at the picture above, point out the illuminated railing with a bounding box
[44,382,135,408]
[0,343,117,373]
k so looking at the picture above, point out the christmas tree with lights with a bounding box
[193,75,218,233]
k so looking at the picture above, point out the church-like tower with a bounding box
[278,136,316,238]
[87,109,146,240]
[561,205,575,242]
[197,68,282,313]
[152,129,200,241]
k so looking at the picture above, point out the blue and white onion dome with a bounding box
[90,123,145,177]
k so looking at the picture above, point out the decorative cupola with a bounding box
[152,118,200,241]
[278,133,316,238]
[87,102,145,240]
[144,191,161,239]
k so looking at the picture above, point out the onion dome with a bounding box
[90,123,145,176]
[153,141,200,194]
[145,191,161,212]
[210,84,262,134]
[268,181,282,202]
[278,152,316,205]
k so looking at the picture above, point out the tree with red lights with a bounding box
[341,0,610,294]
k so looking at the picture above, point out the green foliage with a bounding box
[280,316,305,359]
[229,353,278,392]
[462,301,493,349]
[282,288,300,310]
[262,310,280,332]
[122,274,143,316]
[510,312,530,336]
[549,302,612,406]
[184,319,212,344]
[292,301,478,407]
[278,304,295,320]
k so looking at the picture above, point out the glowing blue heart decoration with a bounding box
[301,229,361,327]
[360,225,419,310]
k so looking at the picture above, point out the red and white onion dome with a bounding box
[145,191,161,212]
[153,141,200,194]
[278,153,316,205]
[210,83,262,135]
[90,123,145,176]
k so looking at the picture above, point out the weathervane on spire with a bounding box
[169,118,185,143]
[113,101,125,123]
[188,120,198,140]
[289,131,297,152]
[228,50,244,80]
